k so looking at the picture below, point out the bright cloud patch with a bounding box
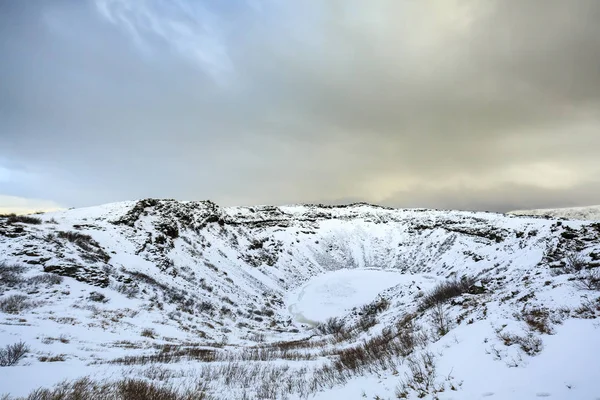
[0,195,64,215]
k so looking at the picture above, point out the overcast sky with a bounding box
[1,0,599,213]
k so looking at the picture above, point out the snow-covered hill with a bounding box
[510,205,600,221]
[1,200,600,399]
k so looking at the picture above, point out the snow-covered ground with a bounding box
[1,199,600,399]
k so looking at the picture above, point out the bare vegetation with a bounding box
[497,331,543,356]
[6,377,211,400]
[41,335,70,345]
[359,297,390,317]
[395,352,441,399]
[431,303,451,337]
[220,348,316,362]
[141,328,156,338]
[315,317,345,335]
[107,345,216,365]
[419,277,476,311]
[2,214,42,225]
[552,251,591,276]
[520,308,554,335]
[564,251,588,273]
[317,314,428,383]
[574,296,600,318]
[87,313,441,398]
[116,283,140,299]
[1,264,63,297]
[0,294,34,314]
[88,291,108,303]
[105,343,319,366]
[0,263,26,288]
[574,269,600,291]
[57,231,95,246]
[27,274,63,286]
[358,298,390,331]
[38,355,66,362]
[0,341,30,367]
[551,251,600,291]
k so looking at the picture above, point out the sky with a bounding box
[1,0,600,213]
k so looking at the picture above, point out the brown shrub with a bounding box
[419,277,476,311]
[0,341,30,367]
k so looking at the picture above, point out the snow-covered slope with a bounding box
[510,204,600,221]
[1,200,600,399]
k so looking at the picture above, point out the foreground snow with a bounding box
[312,318,600,400]
[1,200,599,399]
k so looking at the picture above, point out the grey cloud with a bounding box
[1,0,599,211]
[382,180,600,214]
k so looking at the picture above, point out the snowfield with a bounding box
[1,199,600,399]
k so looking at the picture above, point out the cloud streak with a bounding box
[96,0,235,83]
[1,0,599,211]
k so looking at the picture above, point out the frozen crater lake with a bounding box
[286,269,438,325]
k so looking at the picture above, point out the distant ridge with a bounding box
[509,205,600,221]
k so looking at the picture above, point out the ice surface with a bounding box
[287,269,437,323]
